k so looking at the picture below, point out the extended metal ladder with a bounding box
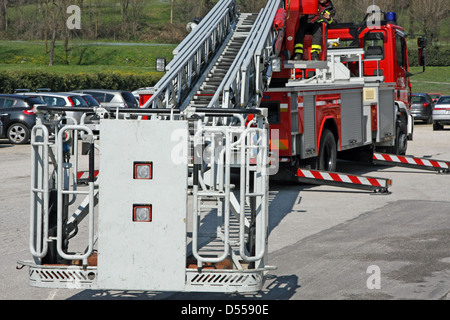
[143,0,281,112]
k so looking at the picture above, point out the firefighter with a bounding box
[293,0,336,61]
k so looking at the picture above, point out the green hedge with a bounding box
[408,46,450,67]
[1,47,446,94]
[0,70,162,94]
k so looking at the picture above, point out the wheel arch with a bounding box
[317,117,339,152]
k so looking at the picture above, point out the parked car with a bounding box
[429,93,442,104]
[432,95,450,131]
[19,92,90,125]
[68,92,102,131]
[70,89,138,109]
[409,93,434,124]
[0,94,46,144]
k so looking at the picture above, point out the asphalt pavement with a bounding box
[1,123,449,300]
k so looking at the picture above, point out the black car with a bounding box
[0,94,45,144]
[410,93,434,124]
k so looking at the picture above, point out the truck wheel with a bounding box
[316,129,337,171]
[396,128,407,155]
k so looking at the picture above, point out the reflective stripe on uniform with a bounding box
[294,43,304,54]
[311,44,322,53]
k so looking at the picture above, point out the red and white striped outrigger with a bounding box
[373,153,450,173]
[296,168,392,194]
[295,152,449,194]
[76,170,99,184]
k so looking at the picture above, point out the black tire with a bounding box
[7,123,30,144]
[433,121,442,131]
[316,129,337,171]
[385,126,407,155]
[396,127,407,155]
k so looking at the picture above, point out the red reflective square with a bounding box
[133,204,152,222]
[134,161,152,179]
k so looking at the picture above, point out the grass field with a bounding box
[0,40,177,73]
[409,66,450,95]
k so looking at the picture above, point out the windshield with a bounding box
[412,95,426,103]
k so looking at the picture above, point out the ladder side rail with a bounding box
[206,9,266,110]
[209,0,281,111]
[30,124,50,259]
[178,29,237,112]
[169,1,233,70]
[230,10,266,109]
[143,3,237,109]
[241,0,281,107]
[150,14,232,109]
[170,0,237,61]
[56,125,96,264]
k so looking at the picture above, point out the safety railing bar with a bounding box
[61,190,91,195]
[239,128,268,262]
[192,126,231,265]
[56,125,95,262]
[29,124,50,259]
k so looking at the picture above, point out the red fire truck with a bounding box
[263,0,425,176]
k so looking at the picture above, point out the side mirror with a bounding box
[418,47,426,67]
[155,57,167,72]
[417,36,427,49]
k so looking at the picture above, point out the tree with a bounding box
[409,0,447,45]
[40,0,71,66]
[0,0,7,31]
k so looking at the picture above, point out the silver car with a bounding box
[19,92,90,125]
[432,95,450,131]
[70,89,138,109]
